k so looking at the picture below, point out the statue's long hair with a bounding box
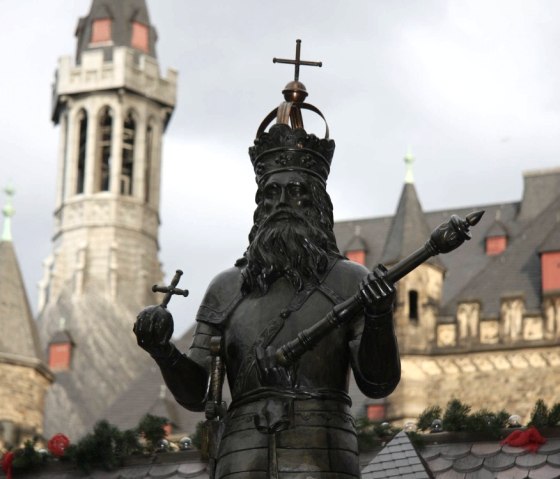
[239,174,342,294]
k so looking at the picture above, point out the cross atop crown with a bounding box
[273,39,322,82]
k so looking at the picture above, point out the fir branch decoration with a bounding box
[529,399,549,428]
[137,414,169,451]
[443,399,471,432]
[417,405,442,431]
[65,420,141,473]
[11,440,45,473]
[548,403,560,427]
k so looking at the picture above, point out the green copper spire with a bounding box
[2,185,15,242]
[404,148,415,184]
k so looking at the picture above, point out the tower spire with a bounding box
[75,0,157,63]
[2,185,15,242]
[404,148,414,184]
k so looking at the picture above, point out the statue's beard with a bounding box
[243,208,333,294]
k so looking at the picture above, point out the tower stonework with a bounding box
[38,0,177,438]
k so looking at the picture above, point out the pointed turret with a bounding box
[382,152,445,272]
[0,186,43,361]
[0,187,52,447]
[75,0,157,63]
[381,153,445,355]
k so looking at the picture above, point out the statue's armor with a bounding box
[188,259,372,478]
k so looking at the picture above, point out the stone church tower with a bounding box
[38,0,177,438]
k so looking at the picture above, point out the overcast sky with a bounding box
[2,0,560,336]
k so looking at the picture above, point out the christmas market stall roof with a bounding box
[5,429,560,478]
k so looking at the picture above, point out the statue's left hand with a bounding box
[255,345,292,388]
[359,264,396,316]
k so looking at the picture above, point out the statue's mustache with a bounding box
[261,209,306,228]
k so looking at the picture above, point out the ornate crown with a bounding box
[249,40,335,185]
[249,124,334,185]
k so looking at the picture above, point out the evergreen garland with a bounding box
[4,399,560,473]
[65,420,141,473]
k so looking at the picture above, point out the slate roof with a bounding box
[334,166,560,319]
[444,195,560,316]
[75,0,157,63]
[0,240,45,363]
[486,220,509,238]
[362,430,433,478]
[419,431,560,479]
[38,289,153,439]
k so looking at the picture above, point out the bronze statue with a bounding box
[134,41,482,478]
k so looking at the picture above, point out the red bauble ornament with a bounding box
[1,451,14,479]
[48,433,70,457]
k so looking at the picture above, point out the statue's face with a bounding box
[261,171,311,219]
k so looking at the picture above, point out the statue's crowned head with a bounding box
[241,48,342,294]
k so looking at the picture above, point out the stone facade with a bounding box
[0,359,52,447]
[390,346,560,424]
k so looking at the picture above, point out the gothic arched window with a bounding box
[96,107,112,192]
[76,109,88,194]
[144,121,154,202]
[121,111,136,195]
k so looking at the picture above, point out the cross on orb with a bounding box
[273,39,322,81]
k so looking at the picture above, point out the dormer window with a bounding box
[539,226,560,294]
[344,226,367,266]
[48,328,74,371]
[486,236,507,256]
[91,18,112,44]
[541,251,560,293]
[485,220,508,256]
[131,22,149,53]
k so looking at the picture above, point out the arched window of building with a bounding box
[121,111,136,195]
[96,107,112,192]
[144,122,154,202]
[76,109,88,194]
[409,289,419,323]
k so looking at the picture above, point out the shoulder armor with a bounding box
[195,266,244,326]
[320,259,369,304]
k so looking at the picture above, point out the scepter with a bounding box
[275,210,484,367]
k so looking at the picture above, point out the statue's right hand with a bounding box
[133,305,174,358]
